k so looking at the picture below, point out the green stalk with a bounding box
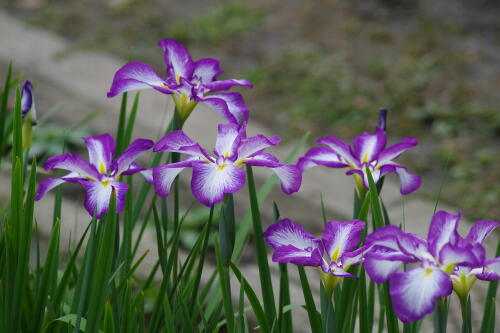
[278,263,293,333]
[460,296,472,333]
[358,268,371,333]
[298,266,321,333]
[215,236,235,333]
[115,92,128,155]
[480,238,500,333]
[433,297,448,333]
[230,262,269,333]
[189,206,215,314]
[0,62,12,162]
[246,165,276,319]
[86,193,118,333]
[320,283,336,333]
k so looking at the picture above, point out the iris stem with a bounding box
[460,295,472,333]
[246,165,276,319]
[433,297,448,333]
[190,205,214,315]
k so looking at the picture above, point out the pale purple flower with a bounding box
[21,80,37,124]
[363,210,499,323]
[298,114,421,195]
[152,123,301,207]
[35,134,154,218]
[263,218,366,287]
[107,39,252,125]
[450,219,500,298]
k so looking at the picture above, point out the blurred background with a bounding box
[3,0,500,220]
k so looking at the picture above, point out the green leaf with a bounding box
[43,314,96,333]
[433,297,448,333]
[86,193,118,333]
[52,219,92,311]
[297,266,321,333]
[71,216,98,332]
[123,92,140,148]
[238,277,247,333]
[115,92,128,155]
[12,88,23,170]
[365,165,385,229]
[277,264,293,333]
[0,62,13,159]
[219,194,236,264]
[215,236,235,333]
[230,262,270,333]
[32,219,61,332]
[103,302,115,333]
[232,132,309,261]
[189,205,215,313]
[480,238,500,333]
[246,165,276,319]
[320,283,336,333]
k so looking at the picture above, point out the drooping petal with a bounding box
[154,130,211,160]
[34,172,81,201]
[242,152,280,167]
[317,136,359,167]
[239,152,301,194]
[427,210,460,258]
[364,248,409,283]
[236,134,281,161]
[365,225,405,250]
[80,180,129,218]
[322,220,365,261]
[119,162,148,176]
[263,218,320,249]
[389,266,453,323]
[152,161,193,197]
[272,245,323,267]
[202,79,253,92]
[476,258,500,281]
[214,123,242,159]
[192,58,223,83]
[396,233,428,260]
[377,137,418,164]
[191,161,246,206]
[341,246,368,267]
[44,154,100,180]
[297,146,349,171]
[393,165,421,195]
[352,127,386,163]
[271,164,302,194]
[439,243,480,267]
[107,61,172,98]
[465,220,500,244]
[158,39,194,81]
[114,138,154,175]
[83,134,115,175]
[202,92,249,125]
[139,168,153,184]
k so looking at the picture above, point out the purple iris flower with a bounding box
[298,120,421,195]
[21,80,37,124]
[363,210,500,323]
[35,134,154,218]
[107,39,252,125]
[152,123,301,207]
[263,218,366,289]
